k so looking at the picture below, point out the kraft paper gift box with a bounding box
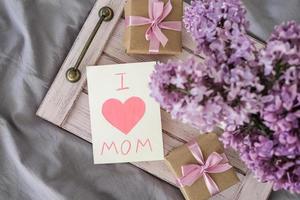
[165,133,239,200]
[124,0,183,54]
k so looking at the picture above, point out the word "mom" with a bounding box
[100,138,153,155]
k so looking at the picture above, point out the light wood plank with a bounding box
[37,0,125,125]
[233,172,273,200]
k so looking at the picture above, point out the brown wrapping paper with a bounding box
[124,0,182,54]
[165,133,239,200]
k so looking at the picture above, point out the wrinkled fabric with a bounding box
[0,0,299,200]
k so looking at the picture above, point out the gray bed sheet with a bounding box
[0,0,299,199]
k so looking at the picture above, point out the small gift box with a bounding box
[165,133,239,200]
[124,0,182,54]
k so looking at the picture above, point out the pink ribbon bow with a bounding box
[177,140,232,196]
[125,0,182,53]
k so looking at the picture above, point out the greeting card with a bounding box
[87,62,164,164]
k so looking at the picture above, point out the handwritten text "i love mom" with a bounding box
[100,73,153,156]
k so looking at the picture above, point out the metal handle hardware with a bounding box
[66,6,114,83]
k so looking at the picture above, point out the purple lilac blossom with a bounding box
[149,0,300,193]
[149,57,263,132]
[259,21,300,76]
[222,21,300,193]
[221,127,300,193]
[149,59,225,132]
[183,0,250,56]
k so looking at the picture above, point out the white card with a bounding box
[87,62,164,164]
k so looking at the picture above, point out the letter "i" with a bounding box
[115,73,129,91]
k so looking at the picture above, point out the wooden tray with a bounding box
[37,0,273,199]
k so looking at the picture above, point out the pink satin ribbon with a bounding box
[125,0,182,53]
[177,140,232,196]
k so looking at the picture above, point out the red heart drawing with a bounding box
[101,97,146,135]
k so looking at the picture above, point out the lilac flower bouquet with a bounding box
[149,0,300,193]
